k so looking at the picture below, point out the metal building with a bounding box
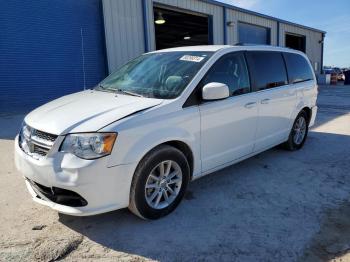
[0,0,325,114]
[103,0,325,74]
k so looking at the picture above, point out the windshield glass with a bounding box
[97,51,213,99]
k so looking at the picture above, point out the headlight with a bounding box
[19,123,31,151]
[60,133,117,159]
[21,123,31,139]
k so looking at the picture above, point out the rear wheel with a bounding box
[283,110,309,151]
[129,145,190,220]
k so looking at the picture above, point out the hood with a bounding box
[25,90,163,135]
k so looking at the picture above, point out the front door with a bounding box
[199,52,258,172]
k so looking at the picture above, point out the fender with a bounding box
[126,126,195,160]
[104,106,201,176]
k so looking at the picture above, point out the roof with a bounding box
[151,45,307,55]
[151,45,229,52]
[202,0,326,34]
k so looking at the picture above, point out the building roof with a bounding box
[203,0,326,34]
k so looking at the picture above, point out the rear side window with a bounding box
[245,51,288,91]
[283,53,314,84]
[202,52,250,96]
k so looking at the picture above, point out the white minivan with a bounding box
[15,45,318,219]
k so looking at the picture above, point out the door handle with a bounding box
[261,98,271,104]
[244,102,257,109]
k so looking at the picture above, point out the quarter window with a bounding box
[202,53,250,96]
[246,51,288,91]
[283,53,314,84]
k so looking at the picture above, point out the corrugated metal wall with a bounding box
[102,0,323,74]
[279,23,323,74]
[0,0,107,114]
[102,0,145,73]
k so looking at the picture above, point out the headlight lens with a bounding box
[19,123,31,151]
[21,123,31,139]
[60,133,117,159]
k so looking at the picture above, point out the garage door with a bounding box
[0,0,107,114]
[238,22,271,45]
[285,33,306,53]
[154,7,212,50]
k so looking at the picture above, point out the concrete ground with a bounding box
[0,85,350,262]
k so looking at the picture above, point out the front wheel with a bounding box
[129,145,190,220]
[283,110,309,151]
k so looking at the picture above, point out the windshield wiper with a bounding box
[96,85,115,93]
[116,89,143,97]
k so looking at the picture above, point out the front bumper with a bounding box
[14,136,137,216]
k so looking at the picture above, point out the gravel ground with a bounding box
[0,85,350,262]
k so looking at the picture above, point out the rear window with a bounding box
[283,53,314,84]
[245,51,288,91]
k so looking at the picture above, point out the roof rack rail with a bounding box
[235,43,273,47]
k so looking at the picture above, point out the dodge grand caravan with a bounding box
[15,45,318,219]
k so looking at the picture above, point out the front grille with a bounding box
[19,124,58,159]
[27,179,88,207]
[33,144,49,156]
[32,129,57,143]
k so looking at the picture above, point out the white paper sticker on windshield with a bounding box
[180,55,205,63]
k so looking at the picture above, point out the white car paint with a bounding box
[25,90,163,135]
[202,82,230,100]
[15,45,318,216]
[200,91,260,172]
[254,84,297,151]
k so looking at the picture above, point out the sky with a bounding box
[221,0,350,67]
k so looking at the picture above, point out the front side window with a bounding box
[246,51,288,91]
[202,52,250,96]
[97,51,212,99]
[283,53,314,84]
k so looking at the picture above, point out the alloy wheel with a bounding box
[145,160,182,209]
[293,116,307,145]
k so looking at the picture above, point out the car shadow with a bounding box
[59,130,350,261]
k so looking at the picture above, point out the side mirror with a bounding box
[202,82,229,101]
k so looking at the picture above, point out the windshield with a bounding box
[97,51,213,99]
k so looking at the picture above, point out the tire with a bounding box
[129,145,190,220]
[283,110,309,151]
